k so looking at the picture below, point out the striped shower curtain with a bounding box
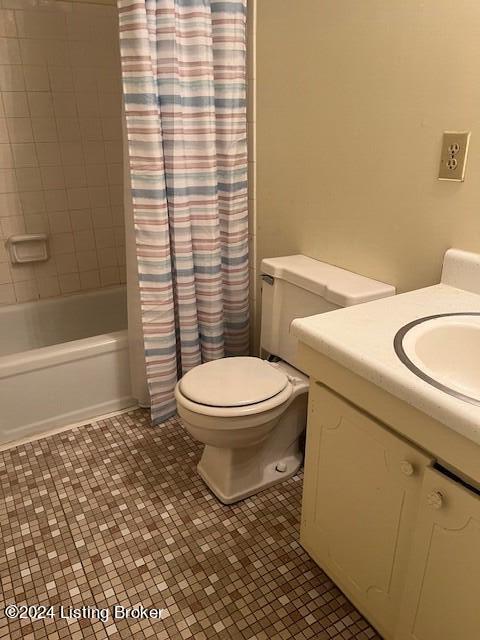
[118,0,249,422]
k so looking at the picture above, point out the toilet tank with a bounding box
[260,255,395,369]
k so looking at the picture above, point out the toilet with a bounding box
[175,255,395,504]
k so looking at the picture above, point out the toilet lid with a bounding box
[179,357,289,408]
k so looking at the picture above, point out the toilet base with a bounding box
[195,391,307,504]
[197,447,303,505]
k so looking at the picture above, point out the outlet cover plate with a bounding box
[438,131,471,181]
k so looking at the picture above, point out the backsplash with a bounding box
[0,0,124,305]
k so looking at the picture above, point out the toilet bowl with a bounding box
[175,357,309,504]
[175,254,395,504]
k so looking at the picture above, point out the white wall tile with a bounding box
[63,165,85,188]
[37,275,60,298]
[79,269,99,290]
[0,11,17,38]
[33,258,57,279]
[3,91,29,117]
[40,165,65,189]
[48,66,73,92]
[98,246,117,268]
[85,163,107,186]
[16,166,42,191]
[94,227,114,249]
[99,266,119,286]
[24,213,48,233]
[10,263,34,282]
[0,240,9,262]
[20,189,45,214]
[70,208,91,231]
[76,92,99,118]
[7,117,33,143]
[88,185,109,208]
[19,38,47,65]
[24,65,50,92]
[101,117,121,141]
[83,141,105,164]
[0,65,25,91]
[14,279,38,302]
[36,141,60,165]
[73,67,97,94]
[66,187,89,209]
[31,117,57,142]
[44,188,67,211]
[74,228,95,252]
[58,272,80,294]
[0,282,15,303]
[57,117,80,142]
[0,38,21,64]
[0,0,124,305]
[12,142,37,167]
[91,206,112,229]
[0,192,22,217]
[108,184,122,206]
[0,262,11,284]
[28,92,54,117]
[0,143,13,168]
[55,252,77,274]
[76,249,97,271]
[15,11,67,40]
[79,117,102,141]
[53,92,76,117]
[48,211,71,234]
[107,163,122,185]
[50,232,74,255]
[0,168,16,193]
[60,141,82,165]
[0,118,9,142]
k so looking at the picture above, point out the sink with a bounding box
[394,313,480,406]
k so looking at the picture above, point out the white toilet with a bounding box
[175,255,395,504]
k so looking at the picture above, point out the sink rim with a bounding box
[393,312,480,407]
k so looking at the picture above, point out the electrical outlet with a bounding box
[438,131,471,181]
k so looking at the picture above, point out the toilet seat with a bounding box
[179,356,289,408]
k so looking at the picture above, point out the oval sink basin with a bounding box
[394,313,480,406]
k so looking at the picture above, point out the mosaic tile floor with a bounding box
[0,409,381,640]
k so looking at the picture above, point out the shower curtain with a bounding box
[118,0,249,422]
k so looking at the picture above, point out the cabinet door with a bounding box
[396,467,480,640]
[301,384,432,640]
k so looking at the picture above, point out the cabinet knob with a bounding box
[426,490,444,510]
[400,461,415,477]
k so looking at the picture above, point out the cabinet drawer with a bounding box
[396,466,480,640]
[301,383,433,639]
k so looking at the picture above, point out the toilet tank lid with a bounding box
[261,255,396,307]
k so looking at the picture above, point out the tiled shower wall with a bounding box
[0,0,124,305]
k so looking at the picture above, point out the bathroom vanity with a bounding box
[291,249,480,640]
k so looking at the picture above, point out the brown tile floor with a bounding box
[0,409,381,640]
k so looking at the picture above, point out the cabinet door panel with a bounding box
[397,467,480,640]
[301,384,432,639]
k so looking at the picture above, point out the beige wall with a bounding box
[0,0,124,304]
[255,0,480,299]
[247,0,258,352]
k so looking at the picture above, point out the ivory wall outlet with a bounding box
[438,131,471,182]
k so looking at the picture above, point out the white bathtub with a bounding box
[0,286,134,445]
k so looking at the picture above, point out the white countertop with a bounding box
[291,282,480,446]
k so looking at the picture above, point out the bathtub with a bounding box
[0,286,134,445]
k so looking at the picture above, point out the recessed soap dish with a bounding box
[7,234,49,264]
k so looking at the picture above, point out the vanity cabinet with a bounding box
[301,383,433,639]
[396,467,480,640]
